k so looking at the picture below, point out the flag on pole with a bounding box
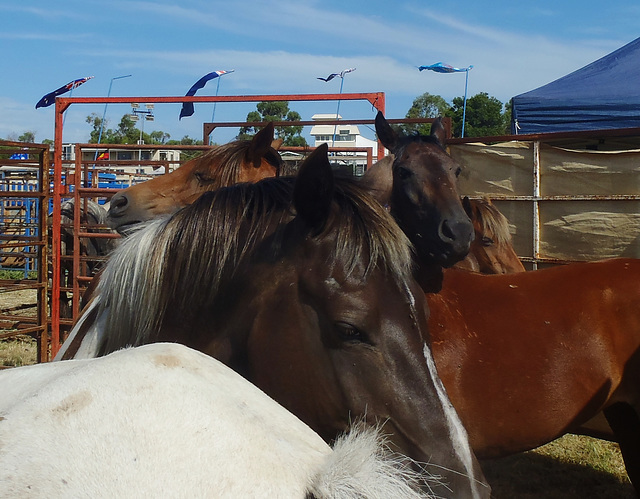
[317,67,356,82]
[418,62,473,73]
[179,70,234,119]
[35,76,94,109]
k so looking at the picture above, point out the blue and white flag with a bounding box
[317,67,356,82]
[36,76,94,109]
[418,63,472,74]
[179,70,234,119]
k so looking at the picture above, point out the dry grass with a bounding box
[0,335,37,367]
[483,434,634,498]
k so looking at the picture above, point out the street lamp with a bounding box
[130,103,155,163]
[95,74,132,159]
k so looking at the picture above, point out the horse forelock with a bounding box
[393,134,444,159]
[327,179,414,289]
[473,199,512,246]
[190,140,259,188]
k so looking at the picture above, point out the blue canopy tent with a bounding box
[512,37,640,134]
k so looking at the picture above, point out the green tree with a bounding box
[238,101,307,146]
[403,93,451,135]
[18,131,36,143]
[446,92,506,138]
[86,113,174,145]
[502,99,513,135]
[115,115,140,144]
[149,130,171,144]
[166,136,205,161]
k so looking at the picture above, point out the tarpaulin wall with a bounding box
[450,141,640,267]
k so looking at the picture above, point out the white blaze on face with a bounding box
[403,282,484,499]
[422,342,484,499]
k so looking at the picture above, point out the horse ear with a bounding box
[248,122,276,168]
[271,138,284,150]
[294,143,334,233]
[375,111,399,153]
[462,196,473,218]
[361,155,393,206]
[430,117,447,147]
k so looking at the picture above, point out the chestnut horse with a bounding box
[372,112,474,292]
[454,197,525,274]
[106,122,283,233]
[1,343,434,498]
[57,145,490,498]
[426,260,640,492]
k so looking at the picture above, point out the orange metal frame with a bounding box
[51,92,385,357]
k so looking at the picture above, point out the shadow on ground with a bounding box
[482,451,634,498]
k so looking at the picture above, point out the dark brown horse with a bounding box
[106,123,283,233]
[454,197,525,274]
[58,145,490,498]
[362,157,523,276]
[371,112,473,291]
[426,260,640,492]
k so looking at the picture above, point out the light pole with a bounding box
[130,103,155,163]
[417,63,473,137]
[95,75,132,159]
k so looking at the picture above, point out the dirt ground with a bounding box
[0,288,37,311]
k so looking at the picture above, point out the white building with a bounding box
[309,114,378,175]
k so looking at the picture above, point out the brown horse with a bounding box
[361,158,523,276]
[372,112,474,292]
[454,197,525,274]
[426,260,640,492]
[366,116,639,490]
[106,123,283,233]
[58,145,490,498]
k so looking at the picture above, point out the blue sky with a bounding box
[2,1,639,144]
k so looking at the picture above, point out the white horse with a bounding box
[0,343,435,498]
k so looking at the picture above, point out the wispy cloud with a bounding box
[0,4,85,20]
[0,32,92,42]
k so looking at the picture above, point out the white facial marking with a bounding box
[422,343,484,499]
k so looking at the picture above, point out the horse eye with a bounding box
[481,236,494,247]
[194,171,214,184]
[396,166,412,180]
[334,322,368,344]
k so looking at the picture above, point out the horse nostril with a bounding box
[439,219,456,242]
[108,193,129,218]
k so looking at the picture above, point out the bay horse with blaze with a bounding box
[57,145,490,499]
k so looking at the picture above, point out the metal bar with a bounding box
[51,100,64,356]
[59,93,386,107]
[72,167,82,319]
[532,141,541,271]
[38,146,50,363]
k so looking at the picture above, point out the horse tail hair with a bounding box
[308,423,437,499]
